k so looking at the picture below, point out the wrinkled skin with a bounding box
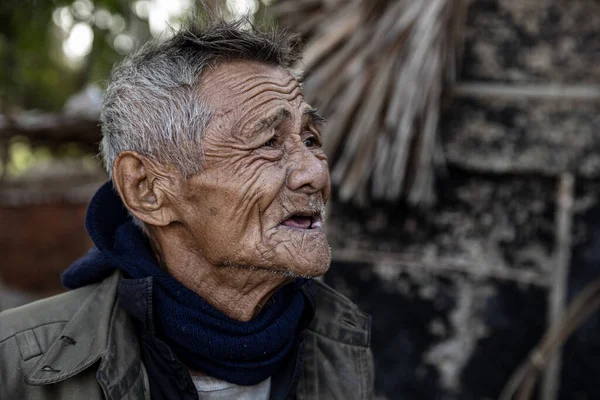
[178,61,331,277]
[113,61,331,321]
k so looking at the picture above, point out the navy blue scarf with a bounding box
[62,182,314,386]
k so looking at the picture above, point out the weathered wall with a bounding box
[324,0,600,398]
[326,172,553,399]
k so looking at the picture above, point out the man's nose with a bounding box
[286,146,330,198]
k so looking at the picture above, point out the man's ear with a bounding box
[112,151,178,227]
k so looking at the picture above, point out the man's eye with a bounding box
[303,136,321,148]
[263,138,276,147]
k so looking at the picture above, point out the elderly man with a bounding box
[0,19,373,400]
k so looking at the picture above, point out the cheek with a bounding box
[228,154,287,210]
[182,191,244,265]
[182,163,286,250]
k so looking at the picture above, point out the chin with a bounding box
[262,225,332,276]
[222,243,331,278]
[281,244,332,279]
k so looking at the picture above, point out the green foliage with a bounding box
[5,137,51,176]
[0,0,148,111]
[0,0,279,178]
[0,0,279,112]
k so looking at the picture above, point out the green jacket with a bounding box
[0,271,374,399]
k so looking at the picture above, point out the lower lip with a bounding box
[276,225,324,233]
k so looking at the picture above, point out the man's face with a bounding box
[171,61,331,277]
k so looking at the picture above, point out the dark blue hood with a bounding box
[62,181,158,289]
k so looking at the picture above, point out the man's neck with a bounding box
[147,227,292,322]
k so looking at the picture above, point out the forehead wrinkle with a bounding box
[236,104,291,137]
[200,71,296,104]
[240,81,301,105]
[227,73,296,92]
[238,87,303,121]
[206,71,305,139]
[238,74,297,94]
[236,92,303,137]
[212,80,301,116]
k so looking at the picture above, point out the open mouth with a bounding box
[279,211,323,230]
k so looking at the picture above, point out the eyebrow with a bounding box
[304,108,326,126]
[253,107,326,134]
[255,108,291,132]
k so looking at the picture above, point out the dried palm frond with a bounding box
[272,0,467,206]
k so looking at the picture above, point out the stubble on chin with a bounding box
[222,245,332,279]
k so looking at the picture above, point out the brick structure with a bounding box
[0,167,105,308]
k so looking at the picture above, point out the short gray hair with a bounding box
[100,18,302,178]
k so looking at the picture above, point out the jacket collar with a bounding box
[25,270,142,400]
[309,280,371,347]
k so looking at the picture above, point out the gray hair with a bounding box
[100,18,302,178]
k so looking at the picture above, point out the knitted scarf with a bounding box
[62,181,313,386]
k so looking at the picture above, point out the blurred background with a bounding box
[1,0,599,399]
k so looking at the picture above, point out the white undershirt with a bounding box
[191,375,271,400]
